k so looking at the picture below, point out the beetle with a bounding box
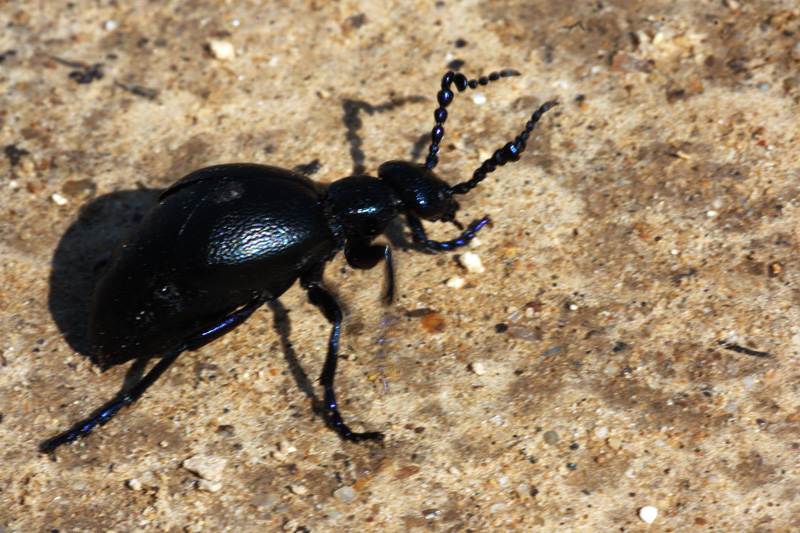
[41,69,557,451]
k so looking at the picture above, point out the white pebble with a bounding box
[446,276,465,289]
[208,39,236,60]
[103,20,117,31]
[51,193,68,205]
[290,485,308,496]
[127,478,143,491]
[639,505,658,524]
[470,361,486,375]
[459,251,485,273]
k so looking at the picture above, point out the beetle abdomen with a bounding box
[88,164,336,366]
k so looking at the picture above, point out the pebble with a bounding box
[208,39,236,60]
[323,509,344,519]
[594,426,609,439]
[182,454,227,482]
[51,193,68,205]
[470,361,487,375]
[333,486,356,504]
[127,478,143,491]
[250,493,279,509]
[289,485,308,496]
[639,505,658,524]
[507,324,542,342]
[446,276,465,289]
[543,430,559,445]
[458,251,485,273]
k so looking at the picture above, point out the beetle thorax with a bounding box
[326,175,400,238]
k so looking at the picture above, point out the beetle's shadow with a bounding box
[342,96,428,176]
[48,188,163,359]
[268,300,317,403]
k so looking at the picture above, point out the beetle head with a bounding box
[377,160,456,222]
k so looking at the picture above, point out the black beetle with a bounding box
[42,69,557,451]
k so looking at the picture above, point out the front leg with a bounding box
[406,214,491,251]
[301,267,383,442]
[344,236,394,304]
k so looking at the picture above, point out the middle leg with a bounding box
[302,267,383,442]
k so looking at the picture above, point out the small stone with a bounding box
[290,485,308,496]
[323,509,344,519]
[639,505,658,524]
[394,465,420,480]
[198,479,223,493]
[51,193,68,205]
[458,251,485,273]
[208,40,236,60]
[421,312,446,333]
[182,454,227,482]
[375,457,396,475]
[543,430,559,445]
[470,361,487,375]
[333,486,357,503]
[127,478,143,491]
[250,493,280,509]
[110,463,130,473]
[446,276,465,289]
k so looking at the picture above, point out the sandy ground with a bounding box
[2,0,800,531]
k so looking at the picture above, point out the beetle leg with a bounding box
[302,278,383,442]
[344,237,395,305]
[406,214,491,252]
[41,296,267,453]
